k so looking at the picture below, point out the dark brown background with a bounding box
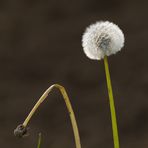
[0,0,148,148]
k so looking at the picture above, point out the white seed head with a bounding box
[82,21,125,60]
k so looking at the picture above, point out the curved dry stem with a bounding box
[22,84,81,148]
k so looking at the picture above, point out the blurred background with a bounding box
[0,0,148,148]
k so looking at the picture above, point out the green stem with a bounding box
[104,56,120,148]
[37,133,42,148]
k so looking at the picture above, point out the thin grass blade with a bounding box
[37,133,42,148]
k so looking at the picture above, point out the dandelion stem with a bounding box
[104,56,120,148]
[22,84,81,148]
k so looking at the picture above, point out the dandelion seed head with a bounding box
[82,21,125,60]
